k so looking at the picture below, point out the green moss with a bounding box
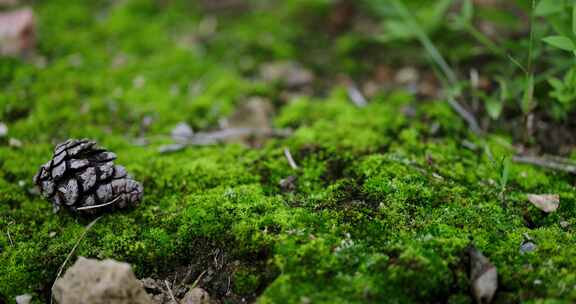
[1,1,575,303]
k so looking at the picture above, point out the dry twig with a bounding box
[6,229,14,247]
[164,280,178,304]
[191,270,207,289]
[159,127,292,153]
[513,155,576,174]
[284,147,299,170]
[347,85,368,108]
[51,216,102,304]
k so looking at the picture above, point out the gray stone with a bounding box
[53,257,152,304]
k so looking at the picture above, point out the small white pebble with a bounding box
[15,294,32,304]
[9,138,22,147]
[0,122,7,137]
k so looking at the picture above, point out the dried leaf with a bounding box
[469,246,498,304]
[0,8,35,56]
[527,194,559,213]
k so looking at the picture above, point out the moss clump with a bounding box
[1,1,576,303]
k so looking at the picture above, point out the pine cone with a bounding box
[33,139,143,215]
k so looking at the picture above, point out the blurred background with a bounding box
[1,0,575,154]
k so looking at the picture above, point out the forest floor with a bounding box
[1,1,575,303]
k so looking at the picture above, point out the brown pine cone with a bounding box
[33,139,143,215]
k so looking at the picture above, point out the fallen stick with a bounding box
[284,147,299,170]
[159,127,292,153]
[513,155,576,174]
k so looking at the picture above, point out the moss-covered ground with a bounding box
[1,1,576,303]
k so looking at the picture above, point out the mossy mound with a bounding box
[1,1,575,303]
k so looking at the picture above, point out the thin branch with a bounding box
[447,95,482,136]
[284,147,299,170]
[513,155,576,174]
[191,270,207,289]
[76,196,120,210]
[51,216,102,304]
[346,85,368,108]
[158,127,292,153]
[7,229,14,247]
[164,280,178,304]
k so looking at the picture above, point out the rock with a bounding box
[180,288,214,304]
[0,0,19,6]
[171,122,194,143]
[15,294,32,304]
[519,241,537,254]
[0,122,7,137]
[0,8,35,56]
[8,138,22,148]
[260,61,314,89]
[527,194,559,213]
[394,66,419,84]
[53,257,152,304]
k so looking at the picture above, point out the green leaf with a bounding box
[497,77,509,101]
[573,3,576,35]
[535,0,565,16]
[542,35,576,51]
[485,96,503,120]
[548,77,564,90]
[461,0,474,21]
